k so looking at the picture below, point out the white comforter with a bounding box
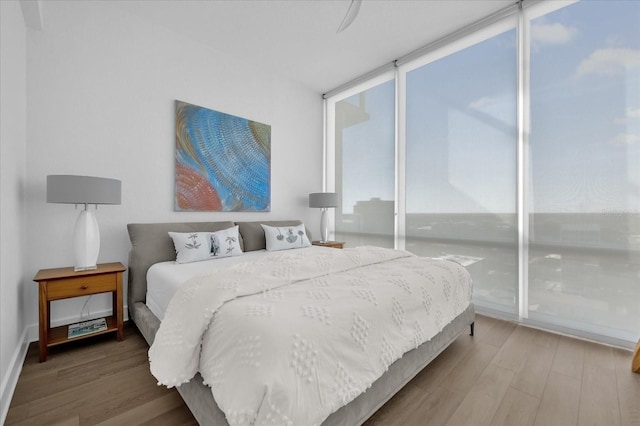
[149,246,472,426]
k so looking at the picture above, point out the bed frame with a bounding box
[127,220,475,425]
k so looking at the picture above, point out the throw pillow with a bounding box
[169,226,242,263]
[261,223,311,252]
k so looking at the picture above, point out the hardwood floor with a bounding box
[366,315,640,426]
[6,324,197,426]
[6,315,639,425]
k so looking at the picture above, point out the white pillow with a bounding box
[261,223,311,252]
[169,226,243,264]
[209,226,243,258]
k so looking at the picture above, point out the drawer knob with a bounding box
[81,285,88,290]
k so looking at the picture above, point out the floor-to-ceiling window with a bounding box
[527,0,640,342]
[332,77,396,248]
[404,25,518,315]
[326,0,639,347]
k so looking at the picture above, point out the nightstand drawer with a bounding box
[47,274,116,300]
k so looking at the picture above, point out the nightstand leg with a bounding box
[115,272,123,341]
[38,282,48,362]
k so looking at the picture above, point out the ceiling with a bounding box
[115,0,514,94]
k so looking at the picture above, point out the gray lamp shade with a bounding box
[309,192,340,208]
[47,175,121,205]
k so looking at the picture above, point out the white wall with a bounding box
[23,1,323,333]
[0,0,28,418]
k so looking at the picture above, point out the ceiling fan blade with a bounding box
[337,0,363,33]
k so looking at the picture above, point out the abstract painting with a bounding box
[175,100,271,212]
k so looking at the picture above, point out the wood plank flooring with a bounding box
[6,315,639,425]
[6,325,197,426]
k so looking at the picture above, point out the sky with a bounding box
[337,0,639,215]
[529,0,640,214]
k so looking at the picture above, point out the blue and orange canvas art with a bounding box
[175,101,271,212]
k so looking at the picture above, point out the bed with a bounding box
[127,220,475,425]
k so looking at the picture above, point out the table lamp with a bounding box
[309,192,340,243]
[47,175,121,271]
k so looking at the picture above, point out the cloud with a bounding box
[614,108,640,125]
[627,108,640,119]
[576,48,640,78]
[610,133,640,146]
[531,22,578,45]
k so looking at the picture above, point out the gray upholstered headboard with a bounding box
[126,220,311,317]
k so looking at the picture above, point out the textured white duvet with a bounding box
[149,246,472,426]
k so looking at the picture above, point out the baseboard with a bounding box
[1,305,130,424]
[0,326,30,425]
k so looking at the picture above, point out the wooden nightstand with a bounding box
[312,241,345,249]
[33,262,126,362]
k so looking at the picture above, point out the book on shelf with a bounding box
[68,318,108,338]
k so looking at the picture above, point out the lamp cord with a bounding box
[80,295,92,320]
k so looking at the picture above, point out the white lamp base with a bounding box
[73,210,100,271]
[320,208,329,243]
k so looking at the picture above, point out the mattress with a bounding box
[146,246,330,320]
